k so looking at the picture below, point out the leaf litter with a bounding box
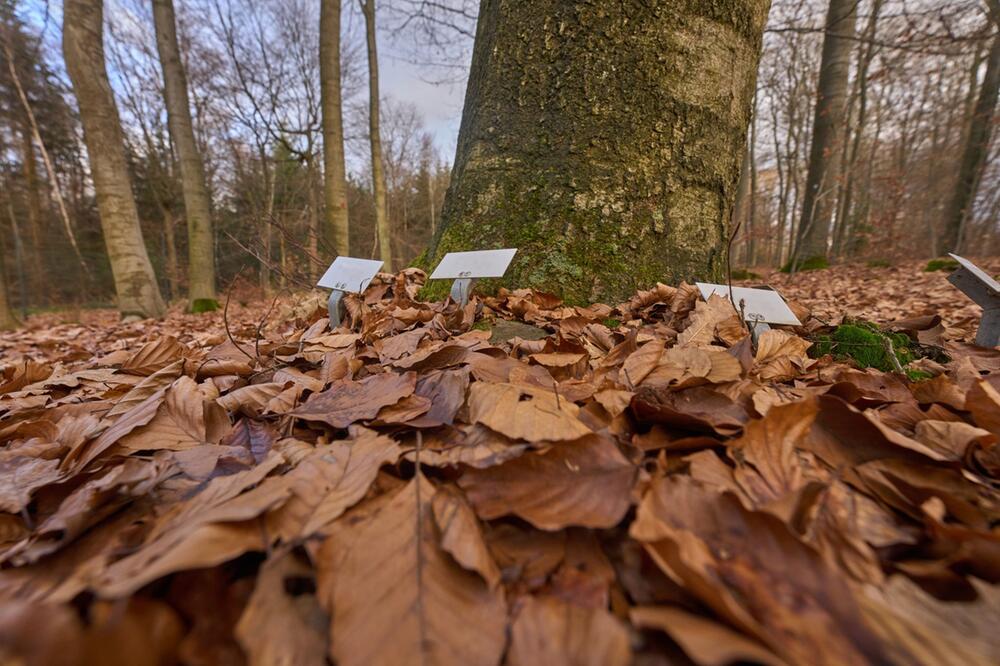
[0,263,999,665]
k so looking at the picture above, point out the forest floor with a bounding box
[0,258,998,665]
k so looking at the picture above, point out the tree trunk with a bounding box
[426,0,771,303]
[20,125,45,302]
[832,0,882,259]
[941,31,1000,253]
[361,0,392,270]
[794,0,856,266]
[321,0,350,256]
[733,143,752,265]
[0,224,17,330]
[63,0,165,318]
[152,0,218,311]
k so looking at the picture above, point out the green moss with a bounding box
[603,317,622,329]
[811,321,915,373]
[924,258,960,272]
[866,259,891,268]
[190,298,220,313]
[906,369,934,382]
[729,268,761,280]
[472,320,492,332]
[781,255,830,273]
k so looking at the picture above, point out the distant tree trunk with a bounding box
[0,229,17,330]
[941,31,1000,253]
[321,0,350,256]
[152,0,218,311]
[832,0,882,259]
[19,125,45,302]
[63,0,165,318]
[361,0,392,270]
[794,0,856,266]
[426,0,771,303]
[748,108,759,266]
[734,142,752,266]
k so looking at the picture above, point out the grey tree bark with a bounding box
[941,20,1000,253]
[361,0,392,270]
[793,0,856,266]
[63,0,165,318]
[425,0,772,304]
[152,0,218,311]
[321,0,351,257]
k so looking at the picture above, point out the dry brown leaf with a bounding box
[121,336,187,376]
[432,484,502,589]
[459,433,636,530]
[292,372,417,428]
[630,605,785,666]
[507,595,631,666]
[318,474,507,666]
[467,381,592,442]
[268,428,400,540]
[235,550,328,666]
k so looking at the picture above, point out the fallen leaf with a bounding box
[459,434,635,530]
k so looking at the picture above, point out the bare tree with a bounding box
[794,0,857,267]
[63,0,165,318]
[321,0,351,256]
[941,1,1000,252]
[361,0,392,269]
[152,0,218,310]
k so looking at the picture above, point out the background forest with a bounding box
[0,0,996,315]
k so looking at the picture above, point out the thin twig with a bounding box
[223,265,256,363]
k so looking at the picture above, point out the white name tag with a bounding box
[696,282,801,326]
[317,257,384,292]
[430,249,518,280]
[949,254,1000,293]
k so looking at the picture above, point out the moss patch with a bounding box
[729,268,761,280]
[811,321,915,373]
[781,255,829,273]
[190,298,220,314]
[924,258,960,272]
[603,317,622,329]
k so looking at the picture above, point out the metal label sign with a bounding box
[317,257,384,292]
[430,249,518,280]
[949,254,1000,293]
[696,282,801,326]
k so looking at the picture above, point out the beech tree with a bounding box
[941,1,1000,253]
[321,0,351,256]
[426,0,772,303]
[361,0,392,269]
[152,0,218,311]
[793,0,856,267]
[0,244,15,330]
[63,0,165,318]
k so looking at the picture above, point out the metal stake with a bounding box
[947,256,1000,347]
[450,278,476,307]
[327,289,346,330]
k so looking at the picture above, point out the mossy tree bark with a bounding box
[794,0,856,266]
[425,0,771,304]
[63,0,165,318]
[321,0,351,256]
[152,0,218,311]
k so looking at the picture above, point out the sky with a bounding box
[21,0,473,165]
